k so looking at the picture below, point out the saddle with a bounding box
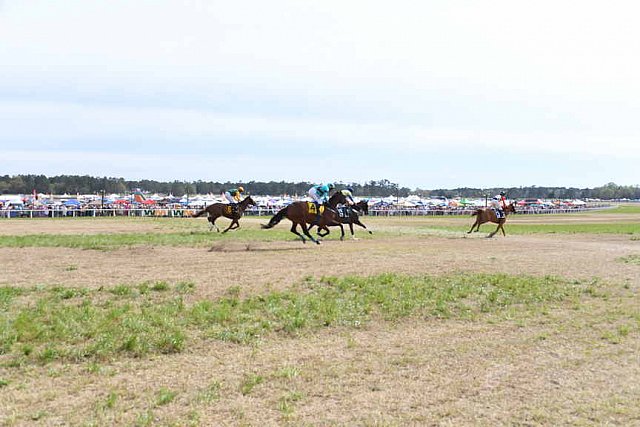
[307,202,325,215]
[225,205,239,216]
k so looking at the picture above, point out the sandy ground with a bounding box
[1,222,639,299]
[0,215,639,425]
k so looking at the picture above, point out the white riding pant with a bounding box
[224,192,237,204]
[308,188,325,204]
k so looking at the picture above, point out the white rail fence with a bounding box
[0,204,613,219]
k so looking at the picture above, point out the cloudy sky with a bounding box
[1,0,639,189]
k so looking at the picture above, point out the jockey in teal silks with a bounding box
[308,183,334,224]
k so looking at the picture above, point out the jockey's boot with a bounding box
[312,202,322,225]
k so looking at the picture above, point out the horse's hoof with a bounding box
[316,240,321,245]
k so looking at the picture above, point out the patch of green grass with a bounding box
[240,374,264,396]
[1,284,187,365]
[102,391,118,410]
[0,287,26,310]
[195,273,588,343]
[0,227,308,249]
[275,366,300,380]
[0,274,594,366]
[427,223,640,235]
[155,387,177,406]
[278,391,304,415]
[596,205,640,214]
[197,381,222,403]
[617,255,640,265]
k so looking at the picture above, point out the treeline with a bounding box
[1,175,638,199]
[0,175,412,198]
[419,182,640,200]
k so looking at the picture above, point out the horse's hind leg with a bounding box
[300,222,319,245]
[290,223,307,243]
[468,220,478,234]
[209,217,220,232]
[500,222,506,236]
[487,224,500,238]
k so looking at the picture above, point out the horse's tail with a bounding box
[261,207,288,229]
[192,209,207,218]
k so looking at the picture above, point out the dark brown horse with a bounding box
[193,196,256,233]
[467,202,517,238]
[261,192,349,244]
[311,200,372,239]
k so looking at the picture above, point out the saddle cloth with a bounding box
[337,206,351,218]
[492,208,505,219]
[224,205,233,215]
[307,202,325,215]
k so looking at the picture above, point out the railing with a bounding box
[0,204,613,219]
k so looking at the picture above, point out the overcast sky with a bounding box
[1,0,639,189]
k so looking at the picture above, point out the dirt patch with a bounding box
[1,231,638,299]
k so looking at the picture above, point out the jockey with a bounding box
[308,183,334,206]
[308,183,334,225]
[339,187,356,206]
[490,191,507,218]
[224,186,245,214]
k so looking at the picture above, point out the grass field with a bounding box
[0,210,639,425]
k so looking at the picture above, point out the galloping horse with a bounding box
[467,202,517,238]
[192,196,256,233]
[261,192,349,244]
[311,200,373,239]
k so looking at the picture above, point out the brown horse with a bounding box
[311,200,372,239]
[193,196,256,233]
[261,192,348,244]
[468,202,517,238]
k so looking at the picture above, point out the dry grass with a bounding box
[1,213,639,425]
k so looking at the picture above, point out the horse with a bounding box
[310,199,373,239]
[467,202,517,238]
[261,192,349,244]
[192,196,256,233]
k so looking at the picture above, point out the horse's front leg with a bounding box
[222,220,238,233]
[353,220,371,233]
[347,223,359,240]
